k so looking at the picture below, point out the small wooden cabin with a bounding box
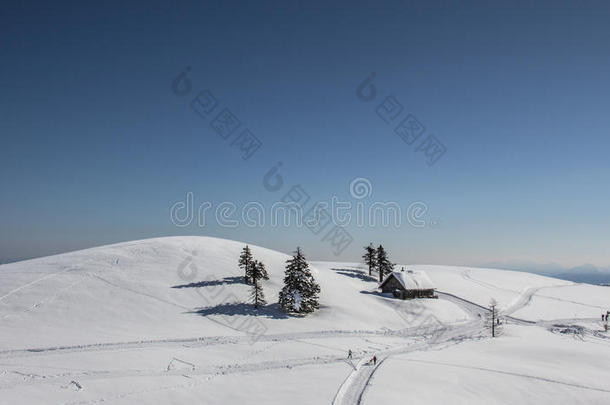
[379,269,436,299]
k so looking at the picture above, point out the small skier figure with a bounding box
[347,349,352,360]
[373,355,377,365]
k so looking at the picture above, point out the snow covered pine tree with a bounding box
[362,243,377,276]
[250,260,267,309]
[278,247,321,314]
[238,245,254,284]
[376,245,394,283]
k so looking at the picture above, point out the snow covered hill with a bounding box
[0,237,609,404]
[0,236,465,350]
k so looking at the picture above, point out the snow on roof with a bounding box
[380,270,435,290]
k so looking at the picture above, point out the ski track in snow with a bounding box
[460,269,519,294]
[393,358,610,393]
[3,286,602,403]
[1,352,360,392]
[331,281,607,405]
[0,265,80,303]
[500,283,582,316]
[333,323,487,405]
[457,270,600,320]
[0,329,426,359]
[2,243,608,404]
[332,290,490,405]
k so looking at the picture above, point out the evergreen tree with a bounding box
[278,247,321,314]
[250,260,267,309]
[362,243,377,276]
[238,245,254,284]
[377,245,394,283]
[257,258,269,280]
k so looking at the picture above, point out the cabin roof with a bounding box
[379,270,435,290]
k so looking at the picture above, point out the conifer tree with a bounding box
[377,245,394,283]
[238,245,254,284]
[362,243,377,276]
[278,247,321,314]
[250,260,267,309]
[256,258,269,280]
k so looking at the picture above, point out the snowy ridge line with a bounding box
[0,328,435,359]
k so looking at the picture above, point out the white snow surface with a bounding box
[381,270,435,290]
[0,236,609,404]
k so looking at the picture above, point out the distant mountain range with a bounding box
[480,261,610,285]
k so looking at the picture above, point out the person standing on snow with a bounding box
[347,349,352,360]
[373,355,377,365]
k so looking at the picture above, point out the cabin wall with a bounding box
[381,277,404,293]
[403,288,436,299]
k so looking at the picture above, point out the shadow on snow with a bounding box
[187,302,291,319]
[172,276,244,289]
[331,268,378,283]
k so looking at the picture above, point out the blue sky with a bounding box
[1,1,610,268]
